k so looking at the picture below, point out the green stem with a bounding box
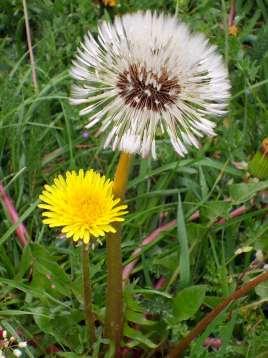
[82,243,96,345]
[105,228,123,354]
[105,152,133,355]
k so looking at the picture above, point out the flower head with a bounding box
[228,24,238,37]
[39,169,127,244]
[70,11,230,158]
[102,0,117,6]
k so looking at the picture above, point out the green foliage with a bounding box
[255,280,268,299]
[249,151,268,179]
[1,0,268,356]
[229,180,268,204]
[200,201,232,223]
[172,285,207,322]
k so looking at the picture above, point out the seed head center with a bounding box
[117,64,180,112]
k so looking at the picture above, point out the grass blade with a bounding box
[177,193,191,288]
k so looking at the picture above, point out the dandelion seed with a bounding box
[70,11,230,158]
[18,342,27,348]
[255,250,264,263]
[39,169,128,244]
[13,349,22,358]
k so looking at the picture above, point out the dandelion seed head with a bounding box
[116,64,181,113]
[70,11,230,158]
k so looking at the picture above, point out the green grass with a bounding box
[1,0,268,357]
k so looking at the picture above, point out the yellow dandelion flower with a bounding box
[38,169,128,244]
[228,25,238,37]
[102,0,117,6]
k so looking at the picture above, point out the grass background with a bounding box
[1,0,268,356]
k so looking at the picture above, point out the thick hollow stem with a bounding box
[82,244,96,345]
[105,152,133,355]
[113,152,133,200]
[168,270,268,358]
[105,228,123,354]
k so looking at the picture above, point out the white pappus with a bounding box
[70,11,230,158]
